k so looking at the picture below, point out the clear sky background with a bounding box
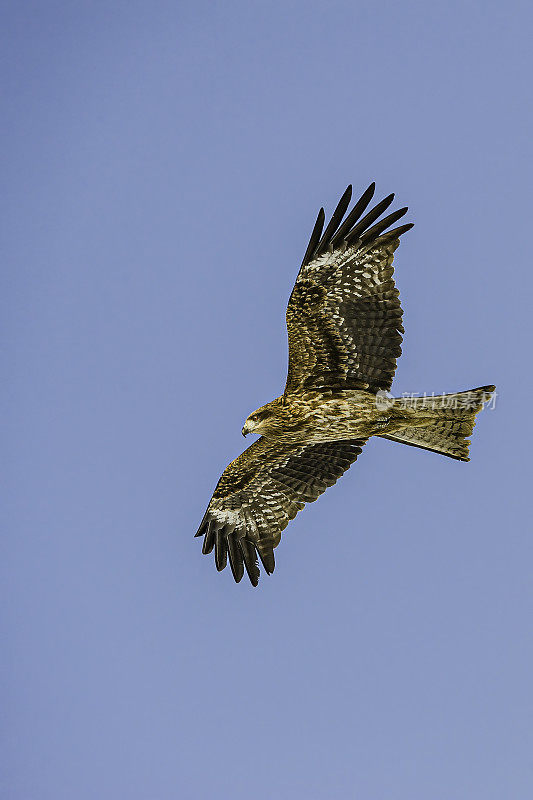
[2,1,532,798]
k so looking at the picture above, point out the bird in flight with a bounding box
[195,183,494,586]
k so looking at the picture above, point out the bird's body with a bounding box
[241,390,424,443]
[195,183,495,586]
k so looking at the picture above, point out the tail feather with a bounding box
[380,385,495,461]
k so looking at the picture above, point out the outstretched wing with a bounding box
[195,436,366,586]
[285,184,413,395]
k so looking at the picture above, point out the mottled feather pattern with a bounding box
[196,437,365,585]
[381,387,495,461]
[286,238,404,394]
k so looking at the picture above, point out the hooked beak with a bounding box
[241,425,248,437]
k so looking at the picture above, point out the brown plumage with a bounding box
[195,183,495,586]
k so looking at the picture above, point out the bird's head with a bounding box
[241,400,283,437]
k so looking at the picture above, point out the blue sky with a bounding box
[3,1,532,798]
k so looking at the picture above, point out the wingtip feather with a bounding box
[214,529,228,571]
[194,511,208,537]
[240,539,261,586]
[258,548,275,575]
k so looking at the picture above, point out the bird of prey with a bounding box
[195,183,494,586]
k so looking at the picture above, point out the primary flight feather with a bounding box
[195,183,494,586]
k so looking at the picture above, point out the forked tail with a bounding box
[380,385,495,461]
